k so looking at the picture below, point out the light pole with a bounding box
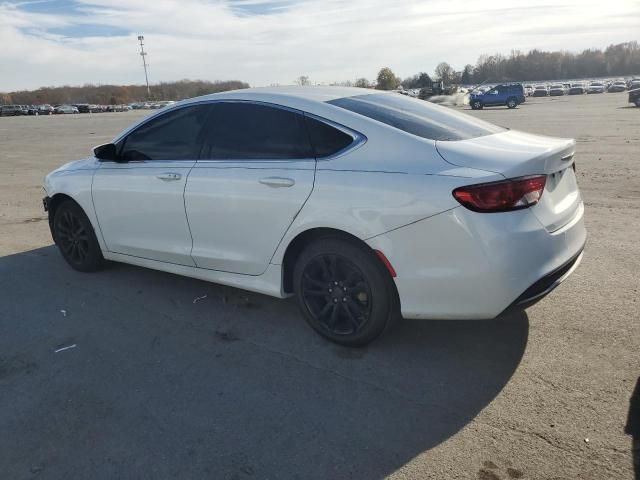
[137,35,151,100]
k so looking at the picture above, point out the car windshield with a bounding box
[327,93,505,141]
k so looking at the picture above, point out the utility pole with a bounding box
[137,35,151,100]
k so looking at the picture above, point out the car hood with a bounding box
[49,157,97,174]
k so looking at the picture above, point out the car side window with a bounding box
[201,103,313,160]
[304,116,354,158]
[120,104,211,161]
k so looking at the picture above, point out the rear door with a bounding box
[184,102,316,275]
[92,104,211,265]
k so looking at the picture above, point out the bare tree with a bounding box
[354,78,370,88]
[434,62,455,85]
[295,75,311,86]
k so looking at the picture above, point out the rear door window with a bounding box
[327,94,504,141]
[201,102,313,160]
[120,104,211,161]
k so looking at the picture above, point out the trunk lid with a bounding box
[436,130,582,232]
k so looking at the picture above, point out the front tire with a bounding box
[53,201,104,272]
[293,238,395,346]
[471,100,483,110]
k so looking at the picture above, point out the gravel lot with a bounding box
[0,92,638,479]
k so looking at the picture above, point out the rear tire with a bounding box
[506,98,517,109]
[53,201,104,272]
[293,237,396,346]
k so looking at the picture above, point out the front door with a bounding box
[92,104,211,265]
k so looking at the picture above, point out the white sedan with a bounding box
[54,105,79,114]
[43,87,586,346]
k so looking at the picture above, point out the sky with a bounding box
[0,0,639,91]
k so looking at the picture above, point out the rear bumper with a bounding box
[366,204,586,320]
[500,247,584,315]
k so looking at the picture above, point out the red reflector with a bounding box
[452,175,547,213]
[374,250,397,278]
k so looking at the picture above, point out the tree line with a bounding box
[1,79,249,106]
[331,41,640,90]
[3,41,638,104]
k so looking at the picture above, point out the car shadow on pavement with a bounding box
[0,246,529,479]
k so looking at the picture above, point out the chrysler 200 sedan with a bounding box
[43,87,586,346]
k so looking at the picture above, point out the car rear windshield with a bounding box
[327,93,504,141]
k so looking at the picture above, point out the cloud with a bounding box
[0,0,638,91]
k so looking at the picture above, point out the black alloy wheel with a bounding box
[53,201,104,272]
[301,254,372,336]
[293,237,396,346]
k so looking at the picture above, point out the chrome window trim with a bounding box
[112,98,367,163]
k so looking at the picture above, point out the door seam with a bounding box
[183,162,198,267]
[266,159,318,268]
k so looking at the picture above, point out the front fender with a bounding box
[44,160,106,251]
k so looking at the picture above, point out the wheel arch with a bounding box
[47,193,77,240]
[280,227,399,307]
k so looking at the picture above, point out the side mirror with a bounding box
[93,143,119,161]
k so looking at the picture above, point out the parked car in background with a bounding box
[75,104,91,113]
[532,85,548,97]
[587,82,606,94]
[607,81,627,93]
[549,84,566,96]
[524,85,535,96]
[43,87,586,346]
[629,88,640,107]
[568,83,586,95]
[469,83,525,109]
[627,78,640,89]
[0,105,27,116]
[37,104,54,115]
[54,105,79,114]
[26,105,40,115]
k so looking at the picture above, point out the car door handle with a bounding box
[156,172,182,181]
[259,177,295,188]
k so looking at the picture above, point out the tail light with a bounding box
[452,175,547,213]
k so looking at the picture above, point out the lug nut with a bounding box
[328,288,333,293]
[343,297,347,302]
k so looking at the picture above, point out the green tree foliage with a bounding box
[401,72,432,89]
[354,78,370,88]
[376,67,400,90]
[460,65,474,84]
[2,79,249,105]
